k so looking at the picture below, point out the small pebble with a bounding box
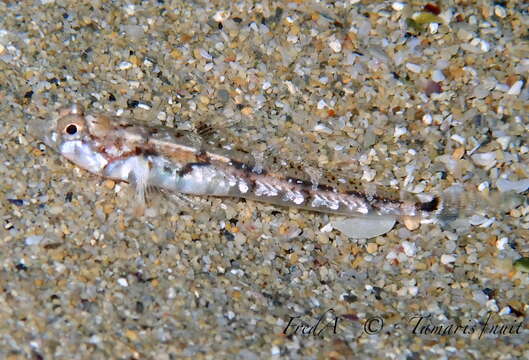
[333,216,396,239]
[486,299,499,312]
[429,22,438,34]
[366,242,378,254]
[431,69,445,82]
[477,181,489,192]
[496,178,529,193]
[137,102,151,110]
[440,254,456,264]
[328,38,342,53]
[457,29,474,42]
[405,63,422,73]
[392,2,405,11]
[104,180,115,190]
[507,80,524,96]
[452,147,465,160]
[496,237,508,250]
[471,152,496,168]
[494,5,507,18]
[401,241,416,257]
[496,136,511,150]
[402,216,420,230]
[320,223,333,233]
[117,61,133,70]
[498,307,511,316]
[450,134,466,144]
[213,10,229,22]
[271,346,280,356]
[394,126,407,138]
[479,39,490,53]
[25,235,43,246]
[241,107,253,116]
[422,113,433,125]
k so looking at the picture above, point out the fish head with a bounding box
[28,104,109,174]
[27,103,86,151]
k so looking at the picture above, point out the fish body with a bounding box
[29,104,442,220]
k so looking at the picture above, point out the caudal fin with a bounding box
[437,184,524,224]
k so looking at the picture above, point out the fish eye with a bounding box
[65,124,78,135]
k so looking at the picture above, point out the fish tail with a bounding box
[436,184,523,223]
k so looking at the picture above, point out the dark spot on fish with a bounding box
[132,146,157,157]
[149,128,159,135]
[418,196,440,212]
[218,22,223,30]
[287,177,311,187]
[65,192,73,202]
[232,17,242,23]
[346,190,366,198]
[179,162,210,176]
[230,160,248,170]
[142,148,158,157]
[245,178,256,193]
[24,90,34,99]
[299,188,312,202]
[196,150,210,162]
[317,184,335,192]
[108,93,116,102]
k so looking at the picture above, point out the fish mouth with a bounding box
[26,113,59,152]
